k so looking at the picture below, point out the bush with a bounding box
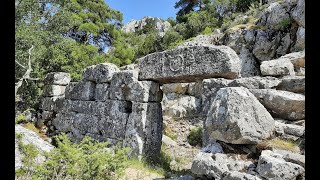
[187,127,203,147]
[16,133,130,180]
[202,27,213,35]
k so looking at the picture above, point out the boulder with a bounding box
[273,149,305,167]
[95,83,110,101]
[65,81,95,101]
[292,26,305,51]
[15,125,54,169]
[229,76,281,89]
[109,70,162,102]
[201,142,223,154]
[239,47,260,77]
[42,85,67,97]
[162,93,201,118]
[43,72,71,86]
[275,121,304,137]
[82,63,119,83]
[138,45,241,83]
[253,30,278,62]
[276,33,291,57]
[291,0,305,27]
[261,2,290,30]
[205,87,274,144]
[260,59,295,77]
[277,76,305,93]
[256,150,305,180]
[222,171,262,180]
[250,89,305,120]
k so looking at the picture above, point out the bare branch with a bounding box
[15,60,26,69]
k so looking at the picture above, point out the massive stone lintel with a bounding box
[137,45,241,83]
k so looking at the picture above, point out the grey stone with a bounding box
[41,96,65,112]
[260,58,295,77]
[67,100,108,116]
[280,51,305,70]
[65,81,95,101]
[43,72,71,85]
[82,63,119,83]
[277,76,305,93]
[273,149,305,167]
[291,0,305,27]
[222,27,245,54]
[52,112,76,132]
[257,150,305,180]
[72,113,100,134]
[205,87,274,144]
[162,83,189,94]
[162,135,177,147]
[43,85,66,97]
[296,67,305,76]
[239,47,260,77]
[15,125,54,169]
[230,76,281,89]
[109,70,162,102]
[191,152,229,179]
[138,45,241,83]
[292,26,305,51]
[261,2,290,30]
[222,171,262,180]
[95,83,110,101]
[250,89,305,120]
[276,33,291,57]
[41,111,54,120]
[162,93,201,118]
[201,142,223,154]
[253,30,279,62]
[187,81,203,98]
[244,29,256,44]
[120,64,138,71]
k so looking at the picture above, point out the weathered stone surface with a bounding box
[66,100,107,116]
[41,96,65,112]
[277,76,305,93]
[205,87,274,144]
[123,102,162,159]
[292,26,305,51]
[94,83,110,101]
[177,33,223,47]
[280,51,305,69]
[253,30,278,62]
[291,0,305,27]
[15,125,54,169]
[52,112,76,132]
[191,152,229,179]
[260,2,290,30]
[109,70,162,102]
[120,64,138,71]
[82,63,119,83]
[260,59,295,77]
[250,89,305,120]
[222,171,262,180]
[221,27,245,54]
[276,33,291,57]
[296,67,305,76]
[257,150,305,180]
[65,81,95,101]
[138,45,241,83]
[187,81,202,98]
[162,83,189,94]
[273,149,305,167]
[162,135,177,147]
[41,111,54,120]
[43,72,71,85]
[275,121,304,137]
[43,85,66,97]
[239,47,260,77]
[201,142,223,154]
[162,93,201,118]
[230,76,281,89]
[72,113,100,134]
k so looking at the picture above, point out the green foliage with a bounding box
[202,27,213,34]
[278,18,292,29]
[187,127,203,146]
[162,28,184,49]
[16,133,130,180]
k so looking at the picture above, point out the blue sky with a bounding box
[105,0,178,24]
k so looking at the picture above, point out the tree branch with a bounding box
[15,60,26,69]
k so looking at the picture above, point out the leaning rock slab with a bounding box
[138,45,241,83]
[257,150,305,180]
[260,59,295,77]
[205,87,274,144]
[43,72,71,85]
[250,89,305,120]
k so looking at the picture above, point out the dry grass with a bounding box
[163,125,177,140]
[257,138,300,153]
[22,123,48,141]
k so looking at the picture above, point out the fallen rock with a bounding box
[273,149,305,167]
[250,89,305,120]
[205,87,274,144]
[109,70,162,102]
[43,72,71,86]
[201,142,224,154]
[256,150,305,179]
[15,125,54,169]
[222,171,262,180]
[138,45,241,83]
[82,63,119,83]
[260,58,295,77]
[277,76,305,93]
[279,51,305,70]
[65,81,96,101]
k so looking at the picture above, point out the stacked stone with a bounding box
[39,72,71,132]
[52,63,163,160]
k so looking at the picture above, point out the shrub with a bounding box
[187,127,203,147]
[202,27,213,35]
[16,133,130,180]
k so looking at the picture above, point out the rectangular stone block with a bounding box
[43,72,71,85]
[65,81,95,101]
[43,85,66,97]
[95,83,110,101]
[137,45,241,83]
[82,63,119,83]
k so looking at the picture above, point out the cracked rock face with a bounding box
[205,87,274,144]
[138,45,241,83]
